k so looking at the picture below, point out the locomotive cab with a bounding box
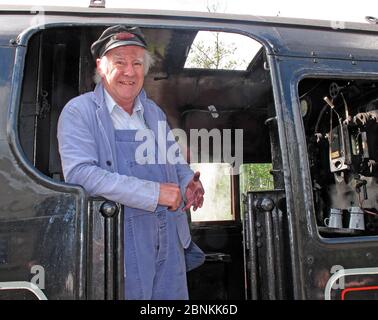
[1,5,378,300]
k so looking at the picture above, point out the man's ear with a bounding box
[96,58,104,77]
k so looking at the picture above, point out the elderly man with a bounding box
[57,25,205,299]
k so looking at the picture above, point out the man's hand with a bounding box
[183,171,205,212]
[158,183,182,211]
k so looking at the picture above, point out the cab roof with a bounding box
[1,4,377,32]
[1,5,378,61]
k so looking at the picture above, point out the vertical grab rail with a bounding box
[242,194,249,299]
[254,197,277,300]
[100,201,119,300]
[245,193,259,299]
[115,205,124,300]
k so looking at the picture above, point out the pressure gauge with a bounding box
[300,97,311,117]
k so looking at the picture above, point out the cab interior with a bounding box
[18,25,276,299]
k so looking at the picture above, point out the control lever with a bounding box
[323,96,335,109]
[355,179,368,200]
[323,96,350,172]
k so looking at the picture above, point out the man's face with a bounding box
[96,45,145,110]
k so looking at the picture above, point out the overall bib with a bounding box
[115,129,188,300]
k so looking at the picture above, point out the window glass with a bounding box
[184,31,262,70]
[189,163,233,222]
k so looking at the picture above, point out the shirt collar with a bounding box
[103,87,144,116]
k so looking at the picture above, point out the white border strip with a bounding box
[0,281,48,300]
[324,267,378,300]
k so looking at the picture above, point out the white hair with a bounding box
[93,49,155,84]
[143,50,155,75]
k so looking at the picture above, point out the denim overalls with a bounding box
[115,128,188,299]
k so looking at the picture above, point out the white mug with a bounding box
[324,208,343,229]
[348,207,365,230]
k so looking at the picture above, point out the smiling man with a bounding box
[57,25,205,300]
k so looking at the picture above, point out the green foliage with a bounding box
[241,163,274,192]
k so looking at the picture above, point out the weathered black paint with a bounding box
[0,6,377,300]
